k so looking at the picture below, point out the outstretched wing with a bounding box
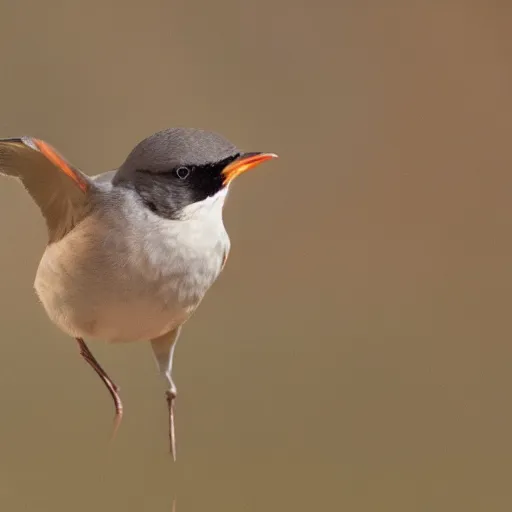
[0,137,94,242]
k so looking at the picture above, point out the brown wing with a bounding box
[0,137,93,242]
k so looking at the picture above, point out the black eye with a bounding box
[175,166,190,180]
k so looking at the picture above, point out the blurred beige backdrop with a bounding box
[0,2,512,511]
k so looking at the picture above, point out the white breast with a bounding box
[34,188,230,342]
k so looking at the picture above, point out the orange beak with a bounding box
[222,152,278,185]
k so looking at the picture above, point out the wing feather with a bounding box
[0,137,94,242]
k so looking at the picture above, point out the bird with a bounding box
[0,127,277,459]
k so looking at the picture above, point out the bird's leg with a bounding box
[151,327,182,460]
[76,337,123,437]
[166,388,177,460]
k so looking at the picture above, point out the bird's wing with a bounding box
[0,136,94,242]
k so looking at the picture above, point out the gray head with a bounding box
[113,127,277,220]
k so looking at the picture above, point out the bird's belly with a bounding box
[67,295,192,342]
[34,212,228,342]
[35,260,199,342]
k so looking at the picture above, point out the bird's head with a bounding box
[113,127,277,220]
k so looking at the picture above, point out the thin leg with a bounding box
[76,337,123,437]
[166,389,177,460]
[151,327,181,461]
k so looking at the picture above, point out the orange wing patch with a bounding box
[33,139,88,193]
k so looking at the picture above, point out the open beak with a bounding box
[222,152,278,185]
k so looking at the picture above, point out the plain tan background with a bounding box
[0,2,512,511]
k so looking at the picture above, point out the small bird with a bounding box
[0,127,277,459]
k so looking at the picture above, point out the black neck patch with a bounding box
[118,154,240,220]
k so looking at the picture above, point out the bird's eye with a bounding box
[175,167,190,180]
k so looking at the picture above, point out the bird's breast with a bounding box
[34,196,230,342]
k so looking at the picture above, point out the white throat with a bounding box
[178,186,229,222]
